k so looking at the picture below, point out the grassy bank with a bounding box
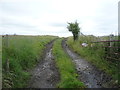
[67,36,118,85]
[2,35,57,88]
[52,38,85,88]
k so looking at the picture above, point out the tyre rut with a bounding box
[28,39,60,88]
[62,39,112,88]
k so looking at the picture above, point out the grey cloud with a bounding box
[1,2,20,12]
[1,18,36,28]
[49,22,66,27]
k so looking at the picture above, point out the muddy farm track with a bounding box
[28,38,115,88]
[28,39,60,88]
[62,39,113,88]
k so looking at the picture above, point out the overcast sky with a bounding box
[0,0,119,37]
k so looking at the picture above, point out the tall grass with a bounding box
[67,36,118,83]
[2,35,57,88]
[52,38,85,88]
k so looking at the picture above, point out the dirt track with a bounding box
[28,38,115,88]
[62,39,112,88]
[28,40,60,88]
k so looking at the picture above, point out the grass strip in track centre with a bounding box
[52,38,85,88]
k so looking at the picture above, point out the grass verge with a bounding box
[52,38,85,88]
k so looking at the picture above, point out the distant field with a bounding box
[2,35,57,88]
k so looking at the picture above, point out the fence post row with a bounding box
[91,36,120,63]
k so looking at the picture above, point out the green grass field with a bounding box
[52,38,85,88]
[2,35,57,88]
[67,36,118,85]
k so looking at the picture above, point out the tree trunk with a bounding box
[73,34,76,41]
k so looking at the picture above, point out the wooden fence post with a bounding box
[109,34,114,47]
[6,34,9,72]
